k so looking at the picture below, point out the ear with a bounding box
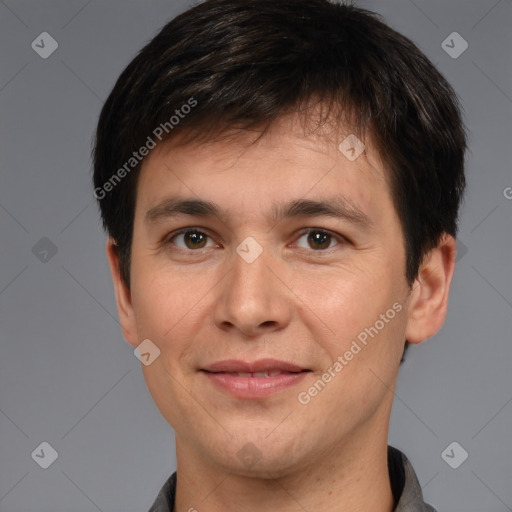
[106,238,139,347]
[405,233,457,345]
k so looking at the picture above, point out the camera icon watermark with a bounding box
[31,32,59,59]
[236,236,263,263]
[32,237,58,263]
[134,339,161,366]
[441,441,468,469]
[237,442,262,468]
[338,134,365,161]
[456,240,468,262]
[441,32,468,59]
[503,187,512,200]
[31,441,58,469]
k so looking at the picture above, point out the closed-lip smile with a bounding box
[201,358,311,398]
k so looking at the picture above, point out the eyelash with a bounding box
[163,227,347,253]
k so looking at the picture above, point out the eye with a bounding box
[167,229,217,250]
[294,229,344,251]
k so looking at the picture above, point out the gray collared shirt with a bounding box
[148,445,437,511]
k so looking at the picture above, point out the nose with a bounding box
[212,242,292,338]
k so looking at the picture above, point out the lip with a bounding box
[201,359,310,399]
[202,358,307,373]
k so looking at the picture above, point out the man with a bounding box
[92,1,466,510]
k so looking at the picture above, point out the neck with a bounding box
[174,427,395,512]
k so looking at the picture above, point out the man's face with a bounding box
[120,116,414,476]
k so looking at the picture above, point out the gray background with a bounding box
[0,0,511,511]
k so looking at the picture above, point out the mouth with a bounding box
[201,358,309,373]
[205,370,304,378]
[200,359,312,398]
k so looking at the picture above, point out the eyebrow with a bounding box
[145,196,372,228]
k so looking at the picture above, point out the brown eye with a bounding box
[295,229,343,251]
[169,230,213,250]
[307,231,331,250]
[183,231,207,249]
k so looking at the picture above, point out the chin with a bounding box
[203,431,310,479]
[221,452,304,480]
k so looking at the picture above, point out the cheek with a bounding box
[129,262,217,382]
[289,261,400,355]
[131,271,207,423]
[129,252,205,335]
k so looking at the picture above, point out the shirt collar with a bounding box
[389,446,438,512]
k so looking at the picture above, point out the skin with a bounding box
[107,114,457,512]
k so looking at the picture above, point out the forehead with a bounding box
[135,113,392,224]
